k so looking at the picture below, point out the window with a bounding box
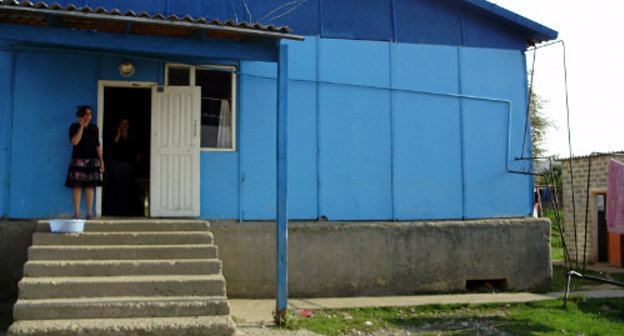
[165,64,236,151]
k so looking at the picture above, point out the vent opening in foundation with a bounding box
[465,279,507,293]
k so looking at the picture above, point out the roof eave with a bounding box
[462,0,559,44]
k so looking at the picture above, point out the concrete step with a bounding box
[19,274,226,299]
[13,296,230,320]
[37,219,211,232]
[33,231,213,245]
[28,244,218,260]
[7,315,236,336]
[24,259,222,277]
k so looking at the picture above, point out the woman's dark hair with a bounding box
[76,105,93,117]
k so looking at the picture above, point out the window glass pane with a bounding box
[196,69,231,98]
[168,67,190,86]
[196,68,234,149]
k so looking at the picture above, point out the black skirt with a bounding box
[65,158,103,187]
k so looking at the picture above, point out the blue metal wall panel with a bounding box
[459,47,531,218]
[391,43,460,93]
[391,43,463,220]
[393,93,463,219]
[238,58,319,220]
[200,153,240,219]
[284,37,317,81]
[319,38,390,87]
[462,7,527,51]
[286,80,318,219]
[49,0,537,50]
[321,0,392,40]
[317,38,392,220]
[99,55,161,82]
[0,45,12,217]
[239,61,277,220]
[284,37,319,219]
[1,37,532,221]
[318,84,393,220]
[394,0,463,46]
[10,51,98,218]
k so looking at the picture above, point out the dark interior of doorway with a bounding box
[597,193,608,262]
[102,87,151,217]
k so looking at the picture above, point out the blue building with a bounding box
[0,0,562,304]
[0,0,557,221]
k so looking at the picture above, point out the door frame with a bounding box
[591,190,607,263]
[96,80,158,217]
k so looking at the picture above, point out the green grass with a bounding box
[550,265,608,292]
[610,272,624,284]
[285,298,624,336]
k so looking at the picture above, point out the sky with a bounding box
[490,0,624,157]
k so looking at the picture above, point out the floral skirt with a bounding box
[65,158,103,187]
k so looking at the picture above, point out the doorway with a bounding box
[100,85,152,217]
[595,193,608,262]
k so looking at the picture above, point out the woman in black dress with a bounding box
[65,105,105,219]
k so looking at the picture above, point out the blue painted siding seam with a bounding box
[238,63,245,222]
[236,66,242,221]
[388,42,396,221]
[318,0,324,38]
[459,8,466,46]
[456,47,466,219]
[2,49,16,218]
[315,37,321,219]
[390,0,398,42]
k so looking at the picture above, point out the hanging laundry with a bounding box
[541,187,552,202]
[607,160,624,234]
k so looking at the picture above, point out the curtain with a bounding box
[217,100,232,148]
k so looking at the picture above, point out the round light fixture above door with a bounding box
[118,61,136,77]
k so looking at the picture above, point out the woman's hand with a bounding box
[100,162,105,173]
[78,116,88,128]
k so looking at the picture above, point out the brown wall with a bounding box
[561,154,623,264]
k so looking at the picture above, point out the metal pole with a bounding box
[275,43,289,326]
[563,271,572,309]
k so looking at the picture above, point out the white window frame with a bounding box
[164,63,237,152]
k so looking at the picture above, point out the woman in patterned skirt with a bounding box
[65,105,105,219]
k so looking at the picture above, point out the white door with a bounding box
[150,86,201,217]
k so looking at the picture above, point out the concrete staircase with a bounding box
[8,219,236,336]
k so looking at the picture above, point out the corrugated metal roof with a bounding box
[558,151,624,161]
[0,0,303,40]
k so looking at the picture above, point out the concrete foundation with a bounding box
[211,218,551,298]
